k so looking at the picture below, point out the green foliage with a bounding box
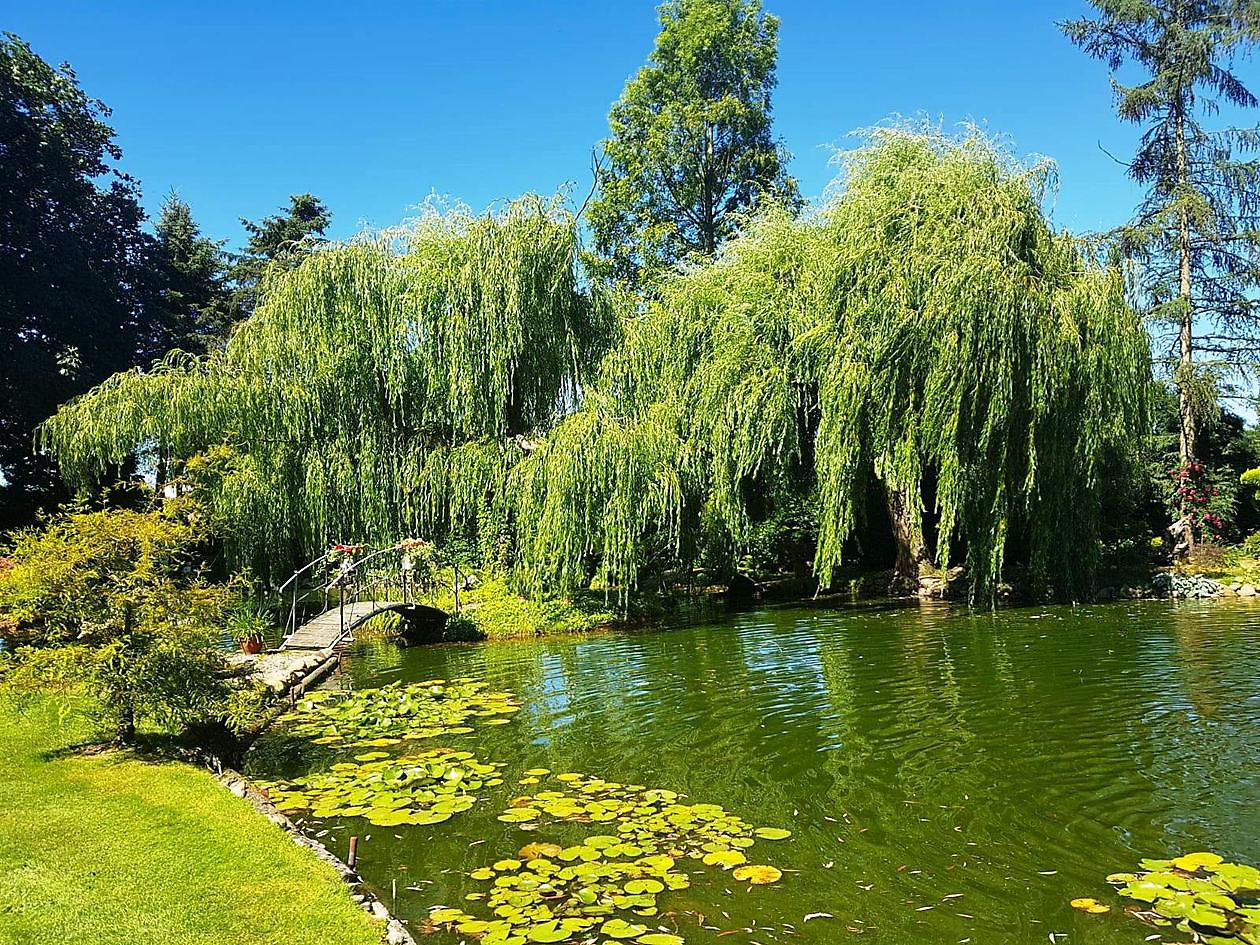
[1062,2,1260,462]
[224,595,276,645]
[1106,852,1260,943]
[152,193,235,351]
[1241,467,1260,488]
[519,128,1152,602]
[0,501,207,644]
[442,613,485,642]
[41,196,607,578]
[0,501,242,741]
[435,578,615,639]
[1142,384,1260,541]
[229,193,331,317]
[0,33,160,526]
[588,0,799,287]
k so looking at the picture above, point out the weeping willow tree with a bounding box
[40,196,606,577]
[515,129,1152,603]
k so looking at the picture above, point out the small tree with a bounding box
[0,500,241,742]
[588,0,799,288]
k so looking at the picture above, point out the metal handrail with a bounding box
[278,543,426,647]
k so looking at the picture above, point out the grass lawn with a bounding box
[0,698,383,945]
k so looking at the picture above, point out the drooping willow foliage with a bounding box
[43,133,1151,602]
[41,196,606,577]
[513,129,1152,602]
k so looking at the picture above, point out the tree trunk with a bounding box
[117,704,136,745]
[702,123,716,256]
[1174,101,1196,466]
[1173,97,1197,559]
[884,483,928,594]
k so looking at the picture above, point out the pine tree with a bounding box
[1063,1,1260,467]
[229,194,331,316]
[152,194,233,352]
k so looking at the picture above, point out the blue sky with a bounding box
[6,1,1253,248]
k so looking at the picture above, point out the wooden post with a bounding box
[348,835,359,870]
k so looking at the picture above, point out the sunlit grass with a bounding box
[0,698,382,945]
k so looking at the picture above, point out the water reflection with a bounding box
[273,600,1260,945]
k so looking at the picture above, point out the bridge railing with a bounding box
[277,541,436,648]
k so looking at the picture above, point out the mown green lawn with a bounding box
[0,699,383,945]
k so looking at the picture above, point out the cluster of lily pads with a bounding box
[279,677,520,747]
[261,747,505,828]
[428,770,790,945]
[1074,852,1260,944]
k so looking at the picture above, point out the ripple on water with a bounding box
[317,600,1260,945]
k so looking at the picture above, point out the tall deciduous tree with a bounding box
[41,197,606,579]
[0,34,157,528]
[152,194,233,352]
[517,130,1151,604]
[230,193,331,316]
[1062,1,1260,470]
[588,0,799,288]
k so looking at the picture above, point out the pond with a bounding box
[248,600,1260,945]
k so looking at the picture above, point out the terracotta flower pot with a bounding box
[240,636,264,655]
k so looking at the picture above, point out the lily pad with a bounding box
[752,827,791,841]
[1069,897,1110,914]
[601,919,649,939]
[733,864,782,885]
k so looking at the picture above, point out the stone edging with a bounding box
[217,770,416,945]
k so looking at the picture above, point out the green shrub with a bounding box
[442,614,485,642]
[0,500,248,743]
[1240,530,1260,558]
[433,577,615,639]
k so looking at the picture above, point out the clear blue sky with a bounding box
[6,1,1255,248]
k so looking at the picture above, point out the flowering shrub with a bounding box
[1170,461,1226,541]
[326,543,365,564]
[396,538,438,592]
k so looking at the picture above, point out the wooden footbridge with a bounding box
[276,544,448,651]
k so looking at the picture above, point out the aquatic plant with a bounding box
[277,678,520,747]
[1103,852,1260,942]
[430,770,790,945]
[262,747,503,828]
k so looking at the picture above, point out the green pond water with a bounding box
[250,600,1260,945]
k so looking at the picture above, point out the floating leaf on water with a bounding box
[733,865,783,885]
[1069,898,1110,914]
[499,809,540,823]
[702,849,747,869]
[1172,852,1225,872]
[753,827,792,841]
[601,919,649,939]
[636,935,684,945]
[520,843,564,860]
[525,921,570,942]
[429,908,467,923]
[624,879,665,895]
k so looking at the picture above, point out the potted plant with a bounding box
[227,598,274,654]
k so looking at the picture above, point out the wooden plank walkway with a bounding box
[281,600,393,651]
